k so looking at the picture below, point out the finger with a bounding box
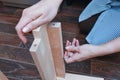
[69,42,71,46]
[65,57,75,64]
[64,51,74,63]
[17,30,27,43]
[17,17,32,29]
[71,53,86,62]
[16,17,33,43]
[22,15,46,33]
[64,52,77,64]
[65,46,79,52]
[76,40,80,46]
[66,40,70,47]
[72,38,76,46]
[68,51,74,57]
[64,51,69,60]
[64,51,80,63]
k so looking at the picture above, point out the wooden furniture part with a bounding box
[30,22,104,80]
[0,71,8,80]
[30,24,56,80]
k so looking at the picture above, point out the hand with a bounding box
[64,38,99,63]
[15,0,61,43]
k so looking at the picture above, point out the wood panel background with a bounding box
[0,0,120,80]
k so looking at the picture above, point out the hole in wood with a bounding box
[52,23,55,26]
[33,44,37,47]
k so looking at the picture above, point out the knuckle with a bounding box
[15,26,22,32]
[22,9,29,16]
[15,27,19,31]
[30,22,36,27]
[43,18,51,23]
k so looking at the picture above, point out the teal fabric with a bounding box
[79,0,120,45]
[79,0,112,22]
[86,8,120,45]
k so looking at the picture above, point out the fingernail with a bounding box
[74,38,76,40]
[22,27,29,33]
[65,46,69,50]
[66,40,69,43]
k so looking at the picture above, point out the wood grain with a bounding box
[47,22,65,78]
[30,26,56,80]
[0,71,8,80]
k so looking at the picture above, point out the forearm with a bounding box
[96,37,120,56]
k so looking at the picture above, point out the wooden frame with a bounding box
[30,22,104,80]
[0,71,8,80]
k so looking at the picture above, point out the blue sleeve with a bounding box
[79,0,112,22]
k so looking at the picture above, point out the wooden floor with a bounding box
[0,1,120,80]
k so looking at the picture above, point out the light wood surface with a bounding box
[65,73,104,80]
[47,22,65,78]
[0,71,8,80]
[30,26,56,80]
[57,73,104,80]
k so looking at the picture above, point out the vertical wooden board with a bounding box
[57,77,65,80]
[0,71,8,80]
[32,25,47,39]
[30,26,56,80]
[57,73,104,80]
[47,22,65,78]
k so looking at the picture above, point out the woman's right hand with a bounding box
[64,38,100,63]
[15,0,63,43]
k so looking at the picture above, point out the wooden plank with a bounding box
[57,77,65,80]
[0,71,8,80]
[65,73,104,80]
[30,26,56,80]
[57,73,104,80]
[29,22,104,80]
[47,22,65,78]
